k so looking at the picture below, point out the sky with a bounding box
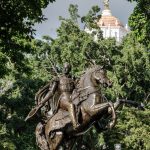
[34,0,136,39]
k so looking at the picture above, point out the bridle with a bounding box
[93,69,108,86]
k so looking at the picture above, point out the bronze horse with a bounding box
[35,65,144,150]
[40,66,115,150]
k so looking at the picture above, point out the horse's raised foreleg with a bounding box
[84,102,116,129]
[85,102,110,116]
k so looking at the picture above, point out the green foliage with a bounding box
[81,5,103,39]
[101,33,150,150]
[127,0,150,48]
[103,107,150,150]
[0,0,56,78]
[0,52,8,77]
[68,4,80,24]
[106,33,150,102]
[50,5,103,76]
[0,0,56,149]
[0,0,56,41]
[81,5,101,29]
[0,75,41,150]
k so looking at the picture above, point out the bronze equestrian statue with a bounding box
[33,62,78,129]
[25,64,144,150]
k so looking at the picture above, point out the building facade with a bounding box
[85,0,129,42]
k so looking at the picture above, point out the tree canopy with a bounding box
[0,0,56,78]
[127,0,150,47]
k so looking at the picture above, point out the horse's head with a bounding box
[92,66,112,88]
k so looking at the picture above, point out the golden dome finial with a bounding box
[103,0,110,10]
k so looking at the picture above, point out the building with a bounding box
[85,0,129,42]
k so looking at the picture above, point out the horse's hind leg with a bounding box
[35,122,49,150]
[46,131,63,150]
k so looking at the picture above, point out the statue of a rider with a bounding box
[25,62,79,129]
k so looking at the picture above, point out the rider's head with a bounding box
[63,62,71,75]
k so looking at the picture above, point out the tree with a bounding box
[68,4,80,24]
[50,5,103,76]
[0,0,57,149]
[0,0,56,77]
[103,33,150,149]
[127,0,150,48]
[107,33,150,101]
[0,37,52,149]
[0,0,56,42]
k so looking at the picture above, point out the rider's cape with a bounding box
[35,78,60,116]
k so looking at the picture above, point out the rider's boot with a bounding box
[68,103,79,129]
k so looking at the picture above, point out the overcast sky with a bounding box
[34,0,136,39]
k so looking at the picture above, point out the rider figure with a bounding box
[58,62,79,129]
[36,62,78,129]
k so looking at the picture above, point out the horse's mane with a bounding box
[85,65,103,74]
[76,65,103,89]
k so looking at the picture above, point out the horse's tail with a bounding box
[112,99,145,112]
